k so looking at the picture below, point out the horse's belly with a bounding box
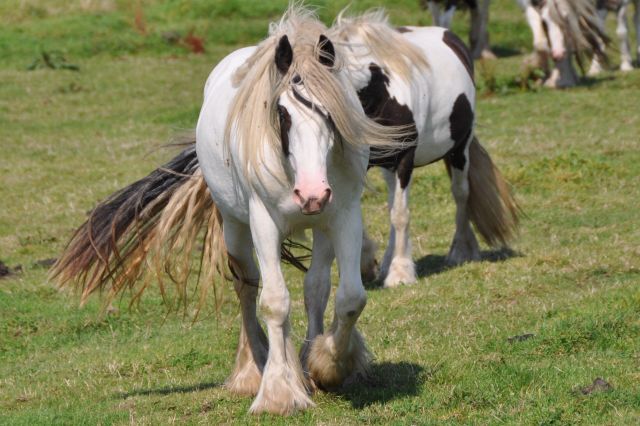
[413,127,455,166]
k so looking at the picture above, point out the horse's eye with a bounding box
[292,74,302,84]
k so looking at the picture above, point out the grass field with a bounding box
[1,0,639,424]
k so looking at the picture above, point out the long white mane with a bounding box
[224,5,414,181]
[330,8,430,82]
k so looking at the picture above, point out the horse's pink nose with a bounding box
[293,187,332,215]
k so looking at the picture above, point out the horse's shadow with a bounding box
[365,247,520,289]
[118,362,427,409]
[337,361,432,408]
[489,45,521,58]
[417,247,521,279]
[119,381,222,398]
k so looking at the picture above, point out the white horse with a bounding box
[52,7,410,415]
[420,0,495,59]
[330,11,520,288]
[518,0,609,88]
[588,0,640,74]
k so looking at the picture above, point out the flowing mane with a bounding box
[546,0,609,72]
[225,5,414,182]
[330,8,430,82]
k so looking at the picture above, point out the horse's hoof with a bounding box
[307,330,371,391]
[249,362,313,415]
[383,258,416,288]
[621,62,633,72]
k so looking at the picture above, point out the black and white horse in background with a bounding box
[420,0,496,58]
[331,11,519,288]
[588,0,640,74]
[518,0,609,87]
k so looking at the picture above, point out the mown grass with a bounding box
[1,0,639,424]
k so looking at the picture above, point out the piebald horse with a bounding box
[589,0,640,74]
[519,0,609,88]
[51,8,410,415]
[330,11,519,288]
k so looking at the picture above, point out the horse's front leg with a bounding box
[307,205,372,390]
[379,166,417,288]
[248,201,313,415]
[222,218,267,397]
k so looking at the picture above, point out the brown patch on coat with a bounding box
[357,64,418,188]
[277,104,292,156]
[395,26,412,33]
[447,93,474,170]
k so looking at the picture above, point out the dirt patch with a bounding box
[0,260,10,278]
[578,378,613,395]
[508,333,535,343]
[34,258,57,268]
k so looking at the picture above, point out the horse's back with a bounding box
[401,26,476,166]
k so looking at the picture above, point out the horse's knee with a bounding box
[451,175,470,202]
[335,287,367,320]
[259,285,290,325]
[390,205,410,229]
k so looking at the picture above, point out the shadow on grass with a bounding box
[489,45,521,58]
[416,247,521,279]
[337,361,431,408]
[364,247,521,289]
[119,381,222,398]
[578,75,615,88]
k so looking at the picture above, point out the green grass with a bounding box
[1,0,639,424]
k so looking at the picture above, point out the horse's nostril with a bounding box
[323,188,332,202]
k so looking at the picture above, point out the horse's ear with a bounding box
[275,35,293,74]
[317,35,335,68]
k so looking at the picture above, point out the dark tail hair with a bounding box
[446,137,520,247]
[50,139,309,312]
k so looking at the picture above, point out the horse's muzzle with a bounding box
[294,187,332,215]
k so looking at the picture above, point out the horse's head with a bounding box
[274,34,338,215]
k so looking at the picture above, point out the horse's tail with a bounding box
[50,139,228,311]
[464,137,520,247]
[50,139,310,312]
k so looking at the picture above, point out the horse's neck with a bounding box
[344,41,378,91]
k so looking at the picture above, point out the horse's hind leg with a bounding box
[445,142,481,266]
[379,165,417,288]
[588,9,609,76]
[300,229,334,384]
[360,229,378,283]
[470,0,495,59]
[307,206,371,390]
[633,0,640,64]
[223,219,267,397]
[617,4,633,71]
